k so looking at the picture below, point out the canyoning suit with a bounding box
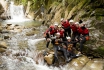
[77,26,89,53]
[65,40,78,59]
[57,29,67,41]
[44,25,57,48]
[70,23,79,41]
[61,20,71,37]
[51,37,69,63]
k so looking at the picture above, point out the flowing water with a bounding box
[0,20,67,70]
[0,20,103,70]
[0,1,104,70]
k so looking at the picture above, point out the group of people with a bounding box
[44,18,89,64]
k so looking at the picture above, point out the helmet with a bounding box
[54,22,58,26]
[58,25,62,27]
[69,20,74,23]
[56,33,60,36]
[75,22,79,24]
[60,18,64,21]
[66,37,71,39]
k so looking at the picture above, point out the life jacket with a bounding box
[67,44,73,51]
[77,27,90,40]
[77,27,83,34]
[54,38,61,45]
[49,26,57,35]
[57,29,64,38]
[62,21,70,29]
[44,25,57,35]
[70,24,78,32]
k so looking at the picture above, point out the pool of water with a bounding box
[0,19,42,28]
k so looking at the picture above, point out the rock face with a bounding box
[32,0,104,57]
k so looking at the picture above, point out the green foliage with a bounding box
[21,0,27,5]
[96,46,104,56]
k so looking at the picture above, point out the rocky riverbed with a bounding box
[0,22,104,70]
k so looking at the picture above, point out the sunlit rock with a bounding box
[0,26,2,33]
[0,41,7,48]
[0,3,5,15]
[82,59,104,70]
[44,53,54,65]
[26,31,35,36]
[0,41,7,52]
[67,56,90,70]
[0,48,6,53]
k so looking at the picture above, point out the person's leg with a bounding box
[46,41,50,48]
[62,37,67,41]
[70,50,77,58]
[53,46,59,63]
[45,33,50,48]
[79,37,86,53]
[67,28,71,37]
[64,30,67,37]
[61,48,69,62]
[71,32,75,41]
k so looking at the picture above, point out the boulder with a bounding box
[0,48,6,53]
[26,31,35,36]
[44,53,54,65]
[0,3,4,15]
[0,41,8,52]
[14,28,22,33]
[4,35,10,39]
[0,26,2,33]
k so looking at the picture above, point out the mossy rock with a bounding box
[95,22,104,32]
[94,8,104,16]
[95,46,104,57]
[36,40,53,51]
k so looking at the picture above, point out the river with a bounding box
[0,19,103,70]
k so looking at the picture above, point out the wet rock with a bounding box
[14,28,22,33]
[4,35,10,39]
[0,3,4,15]
[67,56,90,70]
[82,59,104,70]
[44,52,54,65]
[32,27,36,31]
[7,24,12,26]
[0,38,3,41]
[0,26,2,33]
[26,31,35,36]
[0,48,6,53]
[0,41,8,53]
[0,41,7,48]
[1,30,9,33]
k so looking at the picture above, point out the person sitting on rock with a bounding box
[44,23,58,48]
[65,37,78,59]
[77,23,89,54]
[51,33,70,64]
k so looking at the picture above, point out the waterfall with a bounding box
[9,1,24,20]
[3,1,32,22]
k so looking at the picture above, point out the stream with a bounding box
[0,1,104,69]
[0,19,104,70]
